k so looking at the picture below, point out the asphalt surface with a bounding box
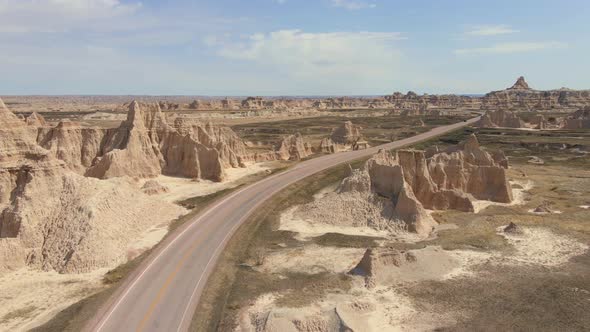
[86,117,479,332]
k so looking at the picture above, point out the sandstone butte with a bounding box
[338,134,512,235]
[320,121,368,153]
[38,101,254,182]
[275,133,313,161]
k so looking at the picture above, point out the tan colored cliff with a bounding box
[38,101,249,182]
[0,98,186,275]
[475,109,525,128]
[331,121,362,145]
[337,134,512,235]
[275,133,313,160]
[482,76,590,110]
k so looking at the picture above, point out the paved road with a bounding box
[86,117,479,332]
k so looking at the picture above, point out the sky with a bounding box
[0,0,589,95]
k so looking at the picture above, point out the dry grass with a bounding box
[405,258,590,332]
[232,114,470,150]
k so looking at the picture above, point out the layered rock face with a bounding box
[338,134,512,235]
[111,77,589,113]
[509,76,531,90]
[475,109,525,128]
[482,77,590,110]
[530,114,548,129]
[385,92,478,111]
[318,121,368,154]
[0,98,185,274]
[563,107,590,129]
[331,121,362,145]
[39,101,249,182]
[275,133,313,160]
[318,137,340,154]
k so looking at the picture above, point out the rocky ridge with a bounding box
[181,77,590,112]
[482,77,590,110]
[338,134,512,235]
[275,133,313,160]
[475,109,525,128]
[319,121,369,154]
[0,98,185,274]
[38,101,250,182]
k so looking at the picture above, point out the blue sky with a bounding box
[0,0,588,95]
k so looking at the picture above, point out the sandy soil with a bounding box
[279,206,391,241]
[497,226,589,266]
[236,243,495,331]
[236,224,590,331]
[126,222,171,261]
[139,163,271,203]
[257,245,366,275]
[236,278,457,332]
[0,268,107,331]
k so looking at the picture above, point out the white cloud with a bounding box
[330,0,376,10]
[465,24,519,36]
[0,0,142,33]
[455,42,567,55]
[214,29,403,90]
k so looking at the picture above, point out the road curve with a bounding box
[86,117,479,332]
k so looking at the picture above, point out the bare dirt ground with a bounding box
[138,162,273,203]
[204,126,590,332]
[0,268,107,331]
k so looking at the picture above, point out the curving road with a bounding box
[86,117,479,332]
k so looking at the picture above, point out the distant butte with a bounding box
[508,76,532,90]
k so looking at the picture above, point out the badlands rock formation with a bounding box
[337,134,512,234]
[482,76,590,110]
[509,76,531,90]
[331,121,362,145]
[0,98,185,274]
[194,78,590,111]
[475,109,525,128]
[318,121,367,154]
[385,91,479,111]
[563,107,590,129]
[299,134,512,237]
[275,133,313,160]
[38,101,249,182]
[530,114,548,129]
